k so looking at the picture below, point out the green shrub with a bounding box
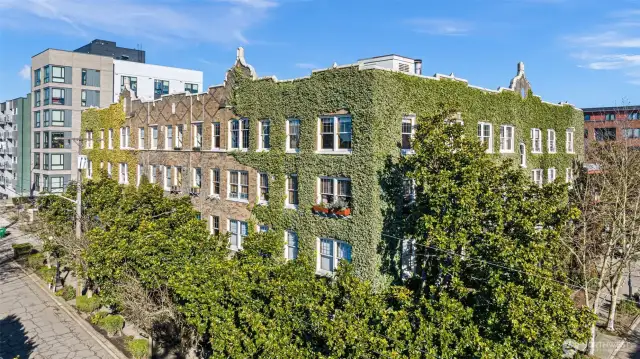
[98,314,124,336]
[618,300,640,316]
[90,311,108,325]
[126,338,149,359]
[57,285,75,301]
[36,266,56,284]
[11,243,32,258]
[26,253,44,270]
[76,295,101,313]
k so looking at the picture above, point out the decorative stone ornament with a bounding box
[509,61,532,99]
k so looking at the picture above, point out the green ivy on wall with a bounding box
[81,103,139,182]
[230,66,584,287]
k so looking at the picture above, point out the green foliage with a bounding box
[76,295,101,313]
[26,253,44,270]
[90,311,108,325]
[98,314,124,336]
[12,196,31,206]
[126,338,149,359]
[618,300,640,316]
[58,285,76,301]
[12,243,32,258]
[36,266,56,284]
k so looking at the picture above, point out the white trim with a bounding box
[531,128,542,154]
[316,115,353,154]
[228,218,248,251]
[547,129,557,154]
[136,164,143,186]
[150,125,158,150]
[228,118,249,151]
[227,170,249,202]
[284,230,299,260]
[547,167,556,183]
[257,172,269,205]
[211,122,221,150]
[519,142,527,168]
[499,125,515,153]
[138,127,145,149]
[258,119,271,152]
[477,122,493,153]
[565,167,574,184]
[316,237,352,275]
[532,168,543,187]
[566,128,575,154]
[286,118,301,153]
[284,174,299,209]
[401,115,416,155]
[108,129,113,149]
[165,125,173,150]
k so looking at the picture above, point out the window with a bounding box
[85,131,93,148]
[121,76,137,94]
[108,129,113,149]
[318,238,352,274]
[278,174,296,208]
[531,128,542,153]
[210,168,220,196]
[175,167,183,187]
[500,125,515,153]
[87,160,92,178]
[584,114,591,121]
[136,164,142,185]
[193,168,202,188]
[229,119,249,150]
[259,172,269,203]
[164,166,172,190]
[547,129,557,153]
[43,65,50,83]
[193,123,202,149]
[259,225,269,233]
[43,88,49,105]
[477,122,493,152]
[212,122,221,150]
[33,153,40,169]
[138,127,145,149]
[51,154,64,170]
[532,169,543,187]
[286,119,300,152]
[176,125,183,149]
[51,110,65,127]
[319,116,352,152]
[34,68,41,86]
[149,165,156,184]
[401,116,416,153]
[605,113,616,121]
[165,125,173,150]
[229,219,248,250]
[34,133,40,149]
[50,177,64,193]
[34,90,40,107]
[210,216,220,235]
[119,163,129,184]
[107,162,112,177]
[548,168,557,183]
[624,128,640,139]
[43,153,49,170]
[519,143,526,168]
[81,90,100,107]
[319,177,352,207]
[565,168,574,183]
[566,129,575,153]
[51,132,65,149]
[228,170,249,201]
[34,174,40,191]
[120,127,130,148]
[185,83,198,94]
[81,69,100,87]
[51,66,65,83]
[150,126,158,149]
[259,120,270,150]
[285,231,299,260]
[403,178,416,203]
[51,88,65,105]
[629,113,639,120]
[43,132,50,148]
[595,128,616,141]
[154,79,169,99]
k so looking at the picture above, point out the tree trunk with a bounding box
[87,288,93,298]
[45,253,51,269]
[76,278,83,297]
[607,286,620,331]
[587,323,597,355]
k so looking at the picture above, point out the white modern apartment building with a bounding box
[31,40,203,194]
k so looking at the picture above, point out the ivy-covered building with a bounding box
[81,48,583,285]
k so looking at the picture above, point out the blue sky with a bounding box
[0,0,639,108]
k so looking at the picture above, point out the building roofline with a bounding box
[357,54,415,61]
[583,105,640,112]
[31,48,113,59]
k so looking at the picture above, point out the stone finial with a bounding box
[517,62,525,75]
[332,62,338,69]
[450,72,455,77]
[237,47,245,63]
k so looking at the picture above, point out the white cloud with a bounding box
[295,63,317,69]
[406,18,472,36]
[0,0,283,44]
[18,64,30,80]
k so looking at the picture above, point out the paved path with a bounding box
[0,214,115,359]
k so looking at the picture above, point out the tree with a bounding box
[402,106,594,357]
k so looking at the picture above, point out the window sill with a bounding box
[285,204,299,210]
[230,245,243,252]
[227,198,249,204]
[499,150,515,154]
[210,148,227,153]
[229,148,249,152]
[256,149,270,153]
[315,269,335,277]
[286,149,300,154]
[531,151,543,155]
[258,201,269,206]
[548,151,557,154]
[566,151,575,154]
[315,149,352,155]
[401,149,415,156]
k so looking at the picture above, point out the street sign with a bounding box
[78,155,88,170]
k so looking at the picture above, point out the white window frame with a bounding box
[258,172,269,204]
[86,160,93,179]
[519,142,527,168]
[566,128,575,154]
[547,129,557,154]
[210,168,220,198]
[108,129,113,149]
[192,122,203,149]
[532,169,543,187]
[228,118,249,151]
[138,127,145,149]
[547,167,556,183]
[258,120,270,151]
[100,129,105,149]
[176,124,183,149]
[209,215,220,235]
[531,128,542,154]
[285,174,299,209]
[228,219,248,251]
[165,125,173,150]
[150,126,158,149]
[284,230,299,260]
[107,162,112,177]
[119,163,128,184]
[149,165,156,184]
[85,131,93,149]
[401,115,416,155]
[316,238,352,275]
[50,154,64,170]
[286,118,300,153]
[317,115,352,153]
[565,168,574,184]
[164,165,172,191]
[316,177,352,206]
[227,170,249,202]
[137,164,143,186]
[193,167,202,188]
[212,122,221,150]
[477,122,493,153]
[499,125,515,153]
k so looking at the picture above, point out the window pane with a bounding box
[338,242,352,262]
[321,178,334,203]
[289,120,300,149]
[320,238,334,271]
[321,118,334,149]
[338,117,352,149]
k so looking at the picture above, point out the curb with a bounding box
[16,262,129,359]
[608,314,640,359]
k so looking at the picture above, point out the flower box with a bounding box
[312,205,351,217]
[312,204,329,214]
